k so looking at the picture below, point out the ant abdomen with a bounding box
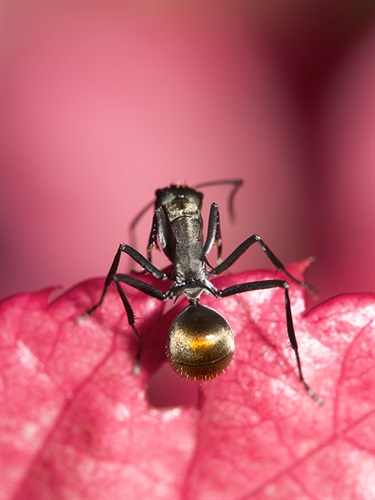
[168,303,235,381]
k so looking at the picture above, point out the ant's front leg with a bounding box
[203,203,223,263]
[210,233,316,295]
[218,279,323,404]
[146,211,159,263]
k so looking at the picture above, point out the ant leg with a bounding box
[80,270,168,373]
[134,206,172,270]
[135,206,172,267]
[112,273,168,373]
[146,211,159,263]
[129,199,155,252]
[78,243,167,321]
[218,279,323,404]
[203,203,223,263]
[112,278,142,373]
[146,206,173,263]
[210,234,316,295]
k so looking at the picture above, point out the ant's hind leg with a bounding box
[77,243,167,322]
[112,273,168,373]
[218,279,323,405]
[113,279,142,374]
[79,269,168,373]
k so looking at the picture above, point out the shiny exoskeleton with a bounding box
[79,180,322,403]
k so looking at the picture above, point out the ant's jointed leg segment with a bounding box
[219,279,323,404]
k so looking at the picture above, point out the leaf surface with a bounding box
[1,262,374,500]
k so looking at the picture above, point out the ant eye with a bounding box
[168,304,235,381]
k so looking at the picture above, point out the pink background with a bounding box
[1,3,374,304]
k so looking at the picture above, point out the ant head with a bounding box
[168,303,235,381]
[156,185,203,212]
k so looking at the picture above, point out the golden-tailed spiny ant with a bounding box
[78,179,322,404]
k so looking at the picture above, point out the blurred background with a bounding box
[1,2,374,305]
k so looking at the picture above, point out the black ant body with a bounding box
[79,180,322,404]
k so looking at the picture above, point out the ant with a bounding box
[79,180,322,404]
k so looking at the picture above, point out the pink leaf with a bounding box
[1,261,374,500]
